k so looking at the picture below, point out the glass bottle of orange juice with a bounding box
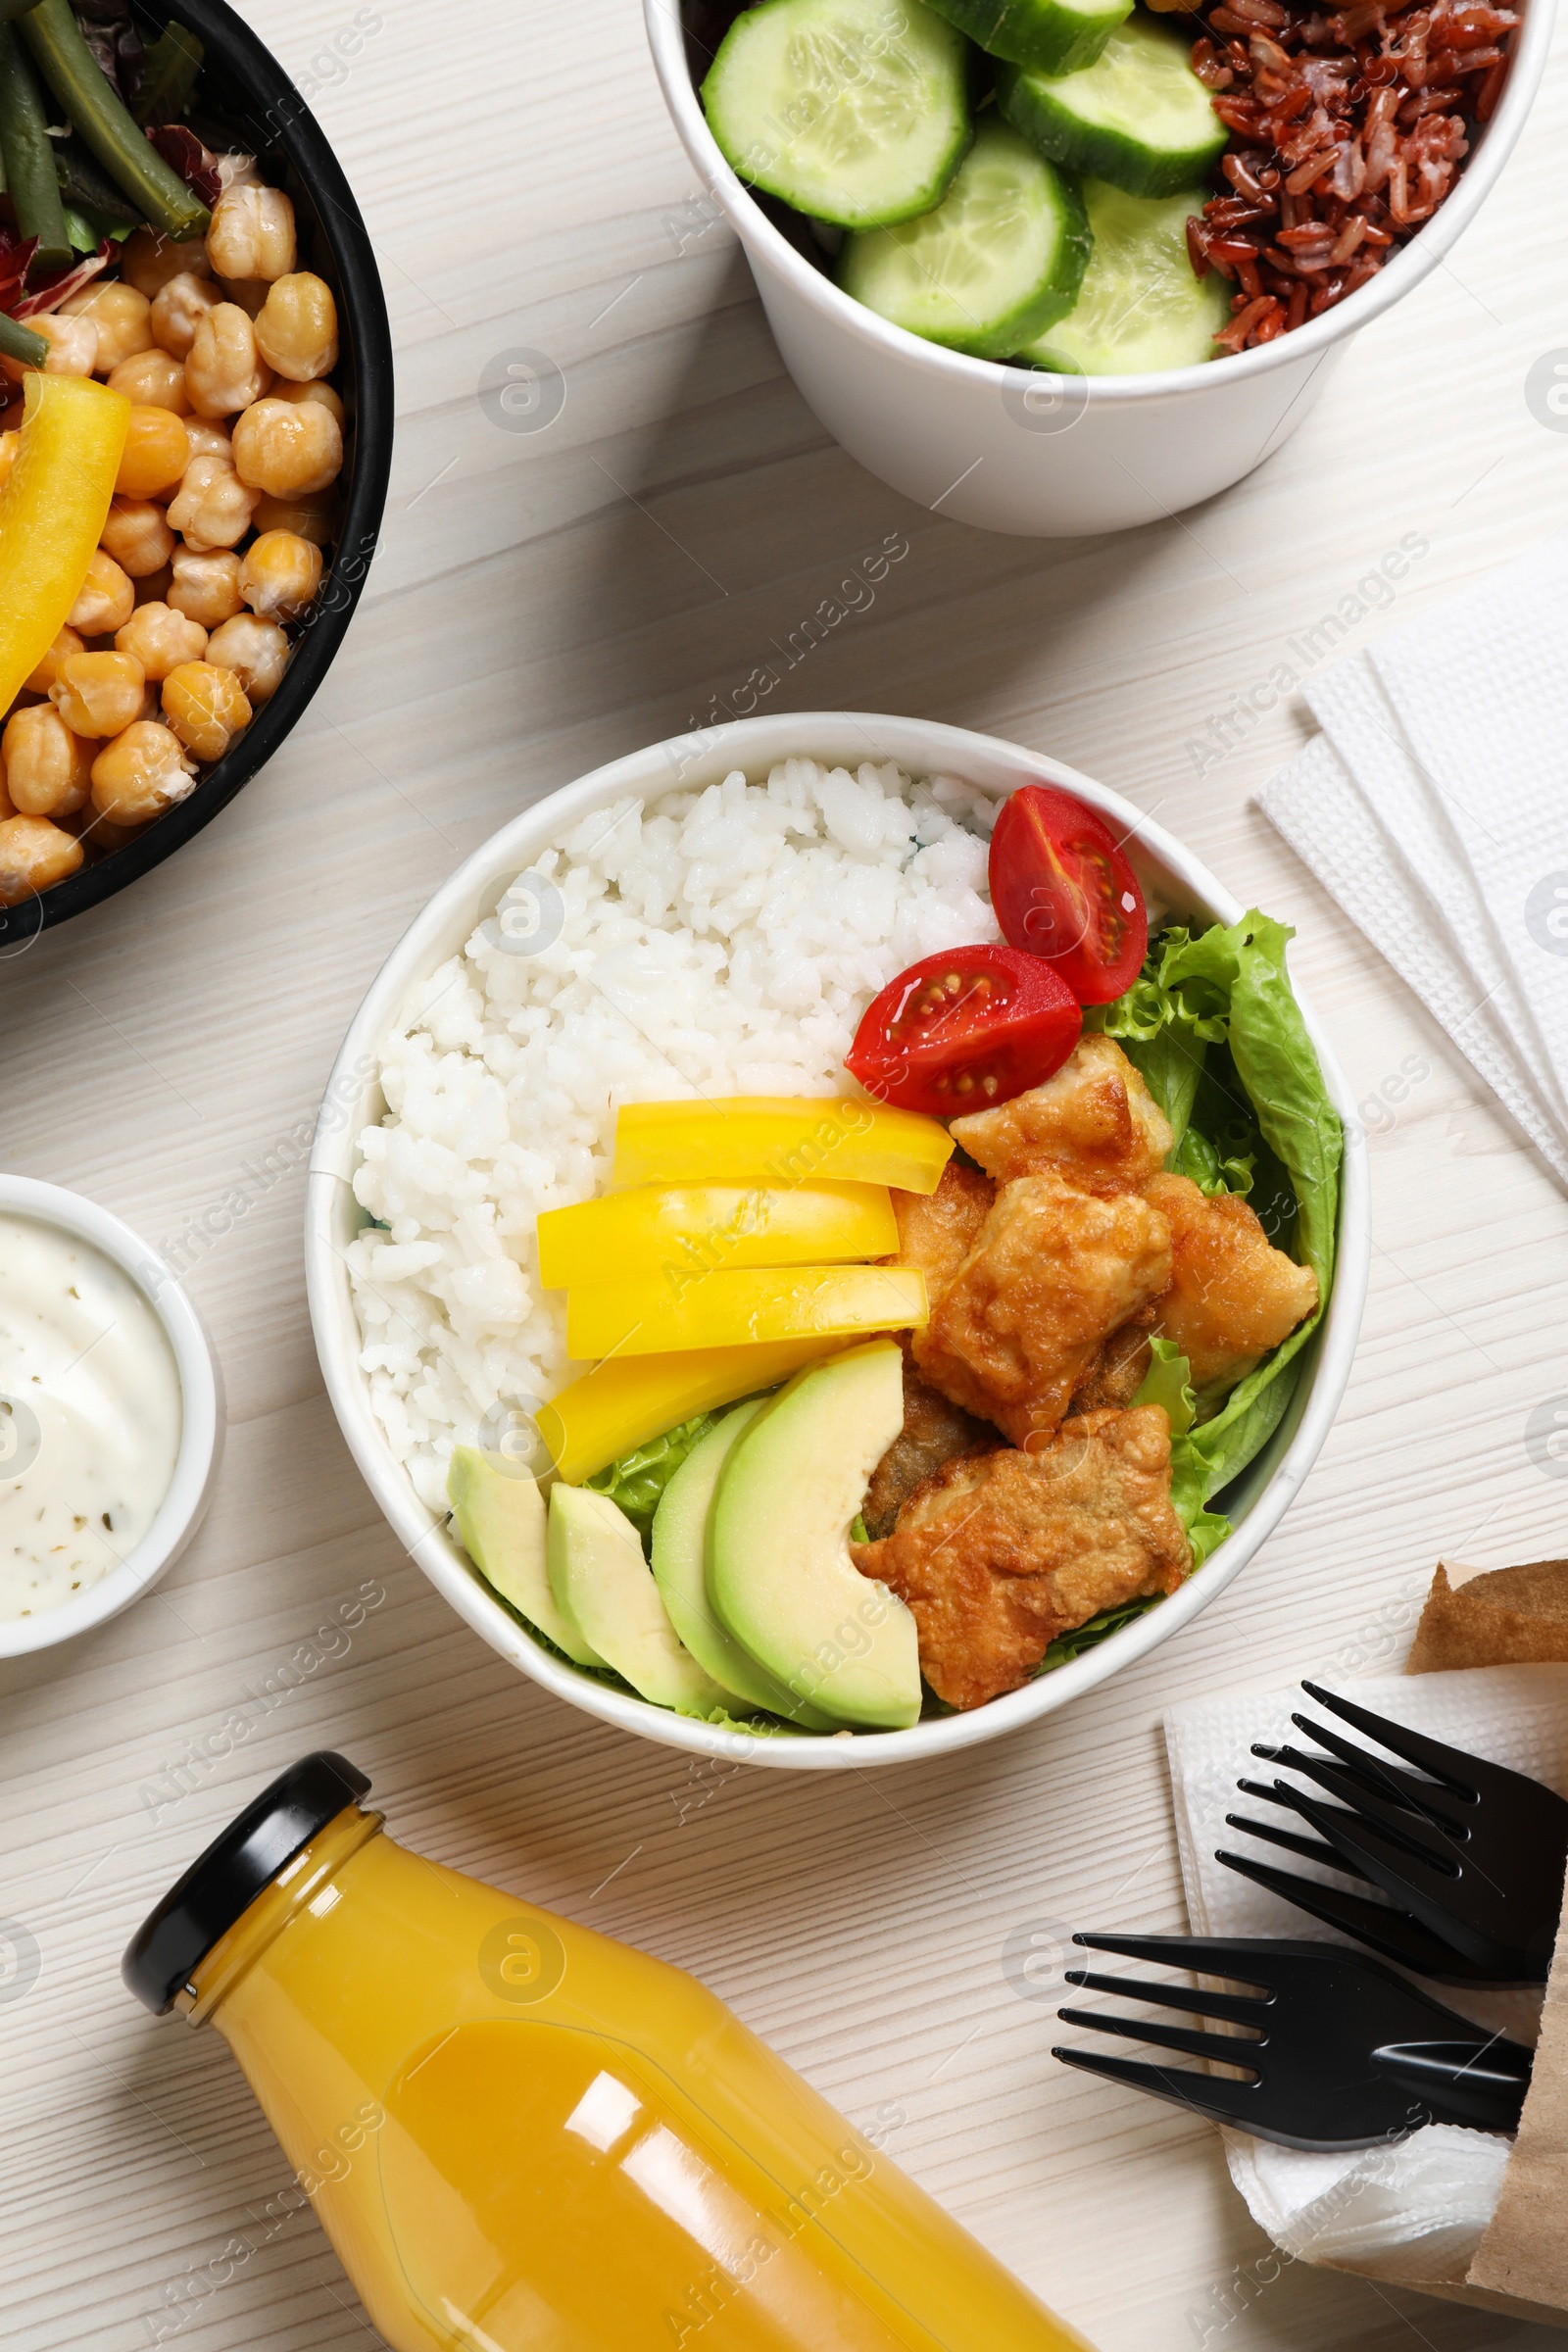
[125,1753,1094,2351]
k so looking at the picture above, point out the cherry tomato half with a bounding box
[988,785,1148,1004]
[845,945,1082,1116]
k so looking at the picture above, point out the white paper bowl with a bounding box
[0,1178,225,1658]
[308,711,1368,1768]
[645,0,1553,536]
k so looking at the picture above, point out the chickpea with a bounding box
[107,348,192,415]
[120,229,210,299]
[169,547,244,627]
[24,626,83,696]
[266,377,345,430]
[60,282,154,373]
[166,453,261,552]
[231,398,342,498]
[2,313,97,383]
[206,185,296,283]
[162,661,251,762]
[0,814,84,903]
[69,550,136,636]
[116,407,190,500]
[206,613,289,706]
[116,602,209,680]
[239,529,321,622]
[100,498,175,580]
[251,489,336,548]
[185,304,271,419]
[90,720,198,824]
[183,417,232,463]
[216,277,268,318]
[0,427,19,491]
[50,650,147,739]
[2,706,93,817]
[254,272,338,382]
[149,271,221,362]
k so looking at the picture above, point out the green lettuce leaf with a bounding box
[1038,1592,1163,1671]
[586,1413,719,1551]
[1135,1338,1231,1568]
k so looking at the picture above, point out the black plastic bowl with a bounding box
[0,0,394,949]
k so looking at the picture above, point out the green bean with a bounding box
[131,21,203,129]
[0,22,73,270]
[17,0,209,240]
[53,134,146,223]
[0,310,48,368]
[0,0,41,19]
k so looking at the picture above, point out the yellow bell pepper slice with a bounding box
[566,1264,928,1361]
[535,1338,846,1485]
[536,1181,899,1291]
[611,1097,954,1196]
[0,372,130,715]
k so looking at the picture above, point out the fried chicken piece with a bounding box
[853,1406,1191,1710]
[891,1157,995,1297]
[1070,1309,1155,1415]
[951,1036,1173,1194]
[862,1348,995,1541]
[1145,1172,1319,1393]
[913,1171,1172,1449]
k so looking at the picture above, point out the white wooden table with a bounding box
[5,2,1568,2344]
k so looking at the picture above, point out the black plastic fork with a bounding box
[1216,1682,1568,1986]
[1054,1933,1534,2150]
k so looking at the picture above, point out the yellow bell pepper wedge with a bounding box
[0,371,130,715]
[611,1097,954,1197]
[566,1264,928,1361]
[536,1181,900,1291]
[535,1338,846,1485]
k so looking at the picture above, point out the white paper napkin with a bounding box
[1162,1666,1568,2282]
[1257,530,1568,1186]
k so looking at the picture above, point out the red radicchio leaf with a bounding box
[148,123,221,210]
[0,233,40,315]
[14,242,113,319]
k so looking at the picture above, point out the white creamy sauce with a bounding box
[0,1214,182,1619]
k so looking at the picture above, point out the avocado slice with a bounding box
[548,1483,734,1714]
[652,1401,836,1729]
[708,1341,920,1732]
[448,1446,605,1668]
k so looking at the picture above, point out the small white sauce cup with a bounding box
[0,1177,224,1658]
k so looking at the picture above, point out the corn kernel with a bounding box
[162,661,252,762]
[61,282,154,372]
[240,529,321,621]
[169,547,244,627]
[231,398,342,498]
[100,497,176,580]
[50,651,147,738]
[116,602,209,681]
[90,719,198,823]
[69,550,136,636]
[116,407,191,499]
[206,613,289,705]
[2,705,93,817]
[0,814,84,903]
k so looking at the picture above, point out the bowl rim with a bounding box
[306,710,1369,1769]
[0,0,396,949]
[644,0,1555,405]
[0,1177,225,1657]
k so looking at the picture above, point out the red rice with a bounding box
[1152,0,1518,352]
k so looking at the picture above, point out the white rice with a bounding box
[348,759,1001,1511]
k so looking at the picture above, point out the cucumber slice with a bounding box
[998,16,1227,198]
[702,0,972,231]
[838,119,1091,361]
[924,0,1131,75]
[1015,178,1229,373]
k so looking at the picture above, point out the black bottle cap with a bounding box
[122,1751,371,2015]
